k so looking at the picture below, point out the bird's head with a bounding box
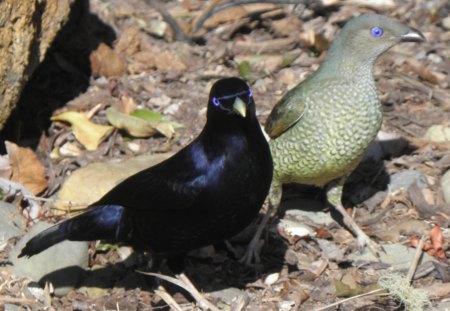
[207,77,255,123]
[323,14,425,75]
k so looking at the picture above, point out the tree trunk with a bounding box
[0,0,71,130]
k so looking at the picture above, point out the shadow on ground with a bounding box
[0,0,116,152]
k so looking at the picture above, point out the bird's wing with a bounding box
[93,150,209,211]
[265,85,308,138]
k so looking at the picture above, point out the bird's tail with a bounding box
[19,205,125,258]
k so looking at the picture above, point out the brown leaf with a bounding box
[117,94,137,114]
[90,43,127,77]
[430,225,446,259]
[268,15,303,37]
[130,50,187,73]
[5,141,48,195]
[315,226,332,239]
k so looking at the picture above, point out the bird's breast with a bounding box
[271,79,382,186]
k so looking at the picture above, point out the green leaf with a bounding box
[130,109,163,121]
[131,108,185,129]
[238,61,252,80]
[96,243,120,252]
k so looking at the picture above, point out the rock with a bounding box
[283,204,334,226]
[4,304,20,311]
[55,153,172,213]
[388,170,427,193]
[317,239,345,262]
[0,202,26,244]
[348,243,436,270]
[8,222,89,296]
[441,169,450,205]
[0,0,71,130]
[424,125,450,142]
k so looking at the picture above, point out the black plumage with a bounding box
[20,77,273,259]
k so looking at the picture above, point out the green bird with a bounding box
[243,14,425,264]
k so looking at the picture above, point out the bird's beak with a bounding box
[233,97,247,118]
[401,27,426,42]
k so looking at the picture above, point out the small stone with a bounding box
[440,169,450,205]
[8,222,89,296]
[277,219,315,241]
[277,300,296,311]
[442,16,450,30]
[264,272,280,285]
[424,125,450,142]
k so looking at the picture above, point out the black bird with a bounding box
[20,77,273,261]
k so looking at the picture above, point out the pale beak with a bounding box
[233,97,247,118]
[401,27,425,42]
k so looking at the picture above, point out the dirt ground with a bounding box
[1,0,450,310]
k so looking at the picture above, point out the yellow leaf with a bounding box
[106,107,174,138]
[51,111,113,151]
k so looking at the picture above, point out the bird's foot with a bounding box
[239,238,263,266]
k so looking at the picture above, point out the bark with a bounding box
[0,0,71,130]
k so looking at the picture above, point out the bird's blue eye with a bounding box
[212,97,220,107]
[370,26,383,38]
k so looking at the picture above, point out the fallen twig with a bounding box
[137,271,220,311]
[406,235,425,282]
[154,286,184,311]
[193,0,304,33]
[313,288,387,311]
[143,0,191,42]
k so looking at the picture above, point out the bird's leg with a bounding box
[326,180,382,256]
[240,181,282,265]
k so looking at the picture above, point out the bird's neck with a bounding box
[316,37,376,80]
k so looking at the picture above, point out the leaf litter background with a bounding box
[1,0,450,310]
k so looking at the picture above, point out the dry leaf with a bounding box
[269,15,303,37]
[5,141,48,195]
[430,225,446,259]
[300,30,330,52]
[90,43,127,77]
[0,154,12,179]
[118,94,137,114]
[106,107,175,138]
[51,111,114,151]
[55,153,173,213]
[130,50,187,73]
